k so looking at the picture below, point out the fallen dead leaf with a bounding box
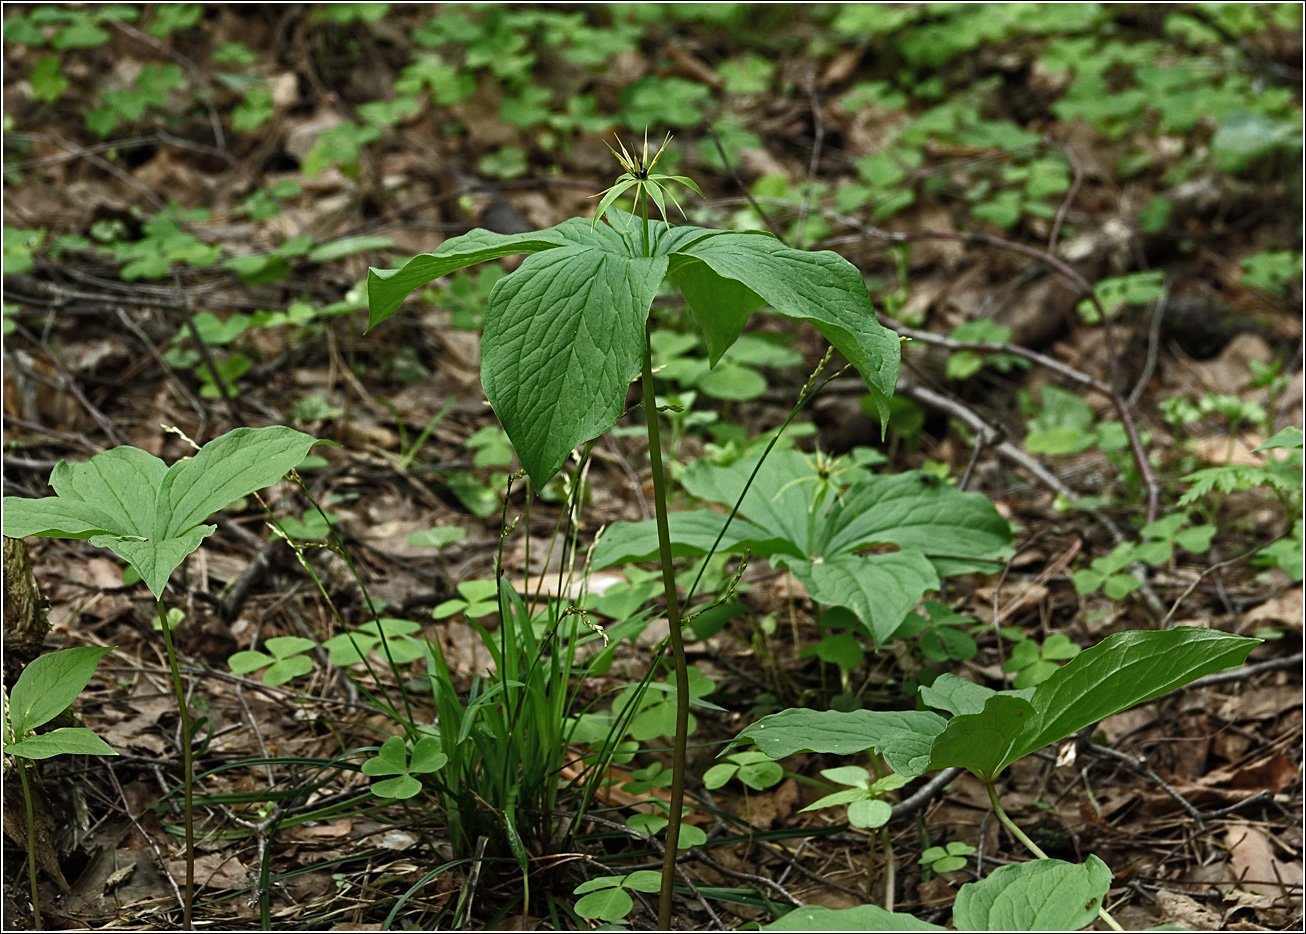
[1240,588,1304,632]
[164,852,248,892]
[1156,890,1222,930]
[1226,822,1304,907]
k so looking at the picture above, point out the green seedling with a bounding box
[228,636,317,686]
[703,750,784,791]
[367,132,901,926]
[1179,427,1303,581]
[432,580,500,620]
[734,627,1259,931]
[573,871,663,923]
[4,646,117,930]
[3,425,320,929]
[1004,633,1081,689]
[1073,515,1216,601]
[899,600,979,663]
[801,765,909,831]
[627,803,708,849]
[323,619,425,667]
[919,841,975,874]
[594,449,1011,646]
[361,734,448,800]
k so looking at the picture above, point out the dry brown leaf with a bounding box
[1226,822,1304,907]
[1156,890,1223,930]
[1240,588,1304,632]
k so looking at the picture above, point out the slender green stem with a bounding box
[17,762,41,930]
[880,825,896,912]
[643,325,689,929]
[157,598,194,929]
[985,781,1123,932]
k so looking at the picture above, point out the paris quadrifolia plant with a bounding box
[2,426,321,929]
[366,131,900,927]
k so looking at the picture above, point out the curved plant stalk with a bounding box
[642,325,690,929]
[156,598,194,929]
[16,761,41,930]
[985,782,1123,933]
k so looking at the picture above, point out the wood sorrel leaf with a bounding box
[3,426,319,599]
[7,646,114,736]
[951,855,1112,931]
[362,735,409,776]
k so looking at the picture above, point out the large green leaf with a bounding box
[951,856,1112,931]
[91,527,216,599]
[762,904,946,931]
[682,451,821,556]
[365,226,575,330]
[1008,627,1258,766]
[788,551,939,644]
[4,727,117,759]
[666,234,900,425]
[926,628,1259,780]
[591,509,777,568]
[50,445,166,538]
[2,426,319,599]
[482,246,668,486]
[734,708,945,778]
[7,646,114,736]
[822,473,1013,574]
[159,427,319,537]
[925,694,1035,782]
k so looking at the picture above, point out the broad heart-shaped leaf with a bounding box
[482,245,668,486]
[4,727,117,760]
[788,551,940,644]
[1007,627,1258,767]
[733,708,945,779]
[762,904,946,932]
[925,694,1036,782]
[951,855,1112,931]
[664,232,900,425]
[920,672,1033,717]
[362,736,410,776]
[3,426,320,599]
[7,646,114,736]
[91,526,214,599]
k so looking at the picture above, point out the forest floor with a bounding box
[2,5,1302,931]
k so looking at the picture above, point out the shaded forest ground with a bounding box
[2,4,1302,930]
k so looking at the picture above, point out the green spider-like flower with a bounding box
[591,130,704,230]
